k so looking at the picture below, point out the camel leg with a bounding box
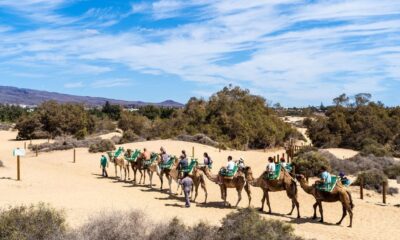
[265,190,272,214]
[115,164,118,178]
[193,181,199,202]
[318,202,324,223]
[200,176,208,203]
[244,183,251,207]
[312,202,318,219]
[337,205,347,226]
[149,171,153,188]
[293,197,300,218]
[235,187,243,208]
[259,190,266,212]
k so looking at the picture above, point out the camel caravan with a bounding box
[104,146,354,227]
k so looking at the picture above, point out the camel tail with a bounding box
[347,190,354,209]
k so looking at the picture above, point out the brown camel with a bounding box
[174,161,208,203]
[200,166,251,207]
[159,156,180,194]
[107,148,130,181]
[246,166,300,218]
[142,154,161,188]
[296,174,354,227]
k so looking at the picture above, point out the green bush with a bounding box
[360,139,390,157]
[353,169,388,193]
[218,208,303,240]
[0,203,66,240]
[119,129,141,144]
[292,151,331,177]
[384,164,400,179]
[89,139,115,153]
[68,210,148,240]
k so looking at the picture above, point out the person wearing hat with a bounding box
[100,154,108,177]
[160,147,169,164]
[238,157,246,171]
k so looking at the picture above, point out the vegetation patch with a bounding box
[353,169,388,193]
[292,151,331,177]
[88,139,116,153]
[0,203,67,240]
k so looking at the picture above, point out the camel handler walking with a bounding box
[100,155,109,177]
[181,172,193,208]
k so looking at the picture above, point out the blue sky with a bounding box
[0,0,399,106]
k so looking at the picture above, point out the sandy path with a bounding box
[1,131,400,240]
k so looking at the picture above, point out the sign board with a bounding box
[13,148,26,157]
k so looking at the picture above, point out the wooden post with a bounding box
[192,146,195,159]
[24,142,27,150]
[30,139,32,145]
[277,154,280,161]
[35,145,38,157]
[273,156,276,163]
[17,155,21,181]
[360,177,364,200]
[383,181,387,204]
[73,148,76,163]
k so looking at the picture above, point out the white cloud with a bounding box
[0,0,400,105]
[91,79,133,88]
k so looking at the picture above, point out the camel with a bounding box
[142,153,161,188]
[107,147,130,181]
[296,174,354,227]
[246,166,300,218]
[174,161,208,203]
[199,166,251,207]
[159,156,180,194]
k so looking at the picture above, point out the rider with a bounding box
[280,156,287,168]
[203,152,212,168]
[266,157,275,176]
[160,147,169,164]
[238,157,246,171]
[178,153,189,176]
[339,171,350,186]
[316,166,332,186]
[142,148,150,160]
[218,156,235,184]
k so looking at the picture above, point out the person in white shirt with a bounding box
[218,156,234,184]
[226,156,235,171]
[266,157,276,174]
[280,157,287,168]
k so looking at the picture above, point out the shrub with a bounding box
[353,169,388,192]
[30,137,104,152]
[0,203,66,240]
[292,151,331,177]
[119,129,142,144]
[89,139,115,153]
[175,134,219,147]
[217,208,303,240]
[67,210,148,240]
[384,164,400,179]
[0,160,4,167]
[360,140,390,157]
[93,117,116,134]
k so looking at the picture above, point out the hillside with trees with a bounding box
[304,93,400,157]
[13,86,301,150]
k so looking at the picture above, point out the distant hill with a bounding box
[0,86,183,108]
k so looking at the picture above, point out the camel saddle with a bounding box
[144,153,158,167]
[160,156,177,170]
[125,149,141,162]
[316,175,338,192]
[219,164,239,179]
[182,159,198,175]
[264,164,281,180]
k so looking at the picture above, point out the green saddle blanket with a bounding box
[125,149,141,162]
[316,176,338,192]
[284,163,293,172]
[114,147,124,158]
[220,165,238,177]
[182,159,198,174]
[264,164,281,180]
[160,156,176,169]
[144,153,158,166]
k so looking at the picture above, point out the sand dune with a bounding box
[1,130,400,240]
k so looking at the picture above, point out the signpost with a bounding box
[13,148,26,181]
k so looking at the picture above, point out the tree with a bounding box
[102,101,121,120]
[333,93,349,107]
[15,114,42,140]
[354,93,372,107]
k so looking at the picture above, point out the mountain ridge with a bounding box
[0,86,183,108]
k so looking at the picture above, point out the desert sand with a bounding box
[1,130,400,240]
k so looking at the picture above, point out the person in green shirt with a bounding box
[100,155,108,177]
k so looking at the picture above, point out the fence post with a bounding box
[73,148,76,163]
[24,142,27,150]
[192,146,195,159]
[277,154,280,161]
[360,177,364,200]
[17,155,21,181]
[383,181,387,204]
[35,145,38,157]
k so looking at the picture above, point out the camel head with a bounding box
[243,166,254,181]
[295,174,306,182]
